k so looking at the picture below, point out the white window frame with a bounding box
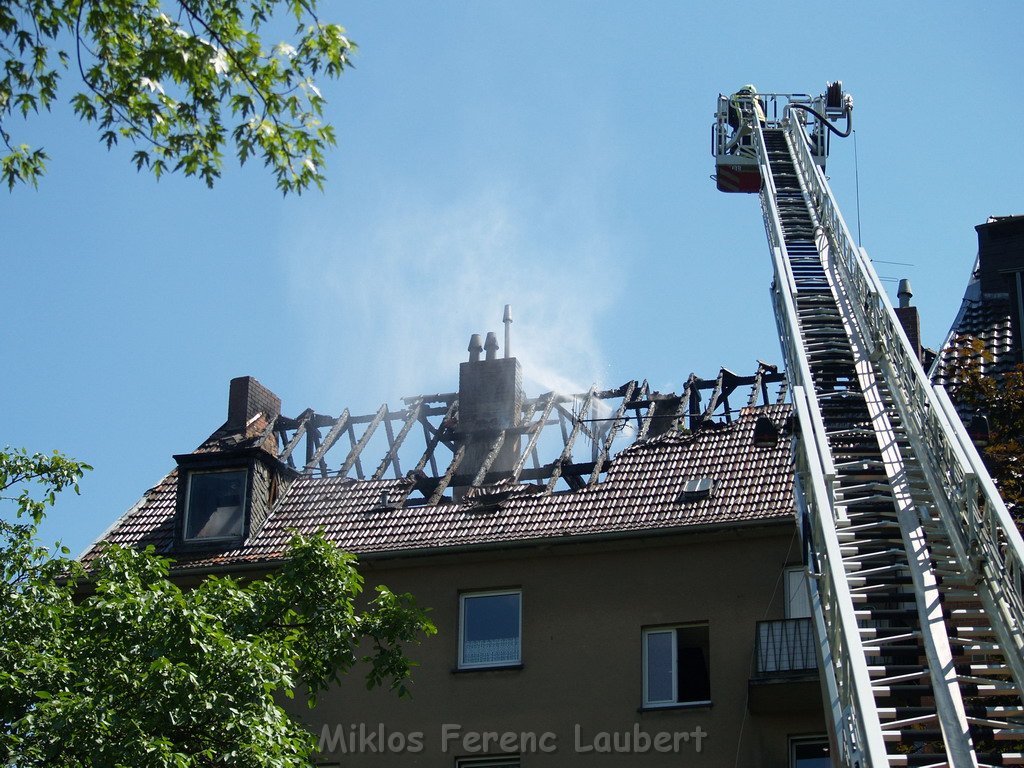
[458,589,522,669]
[642,623,711,708]
[183,467,249,543]
[643,627,677,705]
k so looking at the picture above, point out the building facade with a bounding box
[83,341,831,767]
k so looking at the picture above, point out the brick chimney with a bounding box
[894,279,923,365]
[457,331,522,490]
[227,376,281,431]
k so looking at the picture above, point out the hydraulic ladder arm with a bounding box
[717,84,1024,768]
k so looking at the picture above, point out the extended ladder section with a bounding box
[727,90,1024,767]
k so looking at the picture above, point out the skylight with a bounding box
[680,478,715,501]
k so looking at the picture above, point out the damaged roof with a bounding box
[83,406,794,570]
[82,362,794,571]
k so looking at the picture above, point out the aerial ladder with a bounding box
[714,84,1024,767]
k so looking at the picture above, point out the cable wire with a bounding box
[854,129,863,246]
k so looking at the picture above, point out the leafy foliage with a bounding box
[944,337,1024,524]
[0,1,353,193]
[0,448,436,767]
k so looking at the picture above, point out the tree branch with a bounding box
[73,3,172,154]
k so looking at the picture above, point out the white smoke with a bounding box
[282,184,622,408]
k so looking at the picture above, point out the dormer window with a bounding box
[171,378,294,551]
[184,468,248,542]
[174,447,294,550]
[175,446,292,550]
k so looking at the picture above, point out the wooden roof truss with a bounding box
[269,363,785,503]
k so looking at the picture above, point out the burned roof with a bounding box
[82,361,794,571]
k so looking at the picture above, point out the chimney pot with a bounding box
[897,278,913,308]
[468,333,483,362]
[484,331,499,361]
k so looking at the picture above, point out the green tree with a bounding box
[1,1,353,192]
[944,337,1024,524]
[0,448,436,767]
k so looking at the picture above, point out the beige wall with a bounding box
[297,522,826,767]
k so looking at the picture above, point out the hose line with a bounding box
[789,102,853,138]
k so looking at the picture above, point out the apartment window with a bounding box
[459,590,521,668]
[790,737,831,768]
[183,468,248,542]
[456,757,520,768]
[642,623,710,707]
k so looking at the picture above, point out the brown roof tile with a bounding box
[83,404,794,571]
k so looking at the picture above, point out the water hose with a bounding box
[789,98,854,138]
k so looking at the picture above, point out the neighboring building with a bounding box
[82,335,832,767]
[931,214,1024,388]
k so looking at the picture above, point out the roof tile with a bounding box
[83,404,794,571]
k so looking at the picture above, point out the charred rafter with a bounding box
[264,364,786,504]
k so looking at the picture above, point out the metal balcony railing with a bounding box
[754,618,817,677]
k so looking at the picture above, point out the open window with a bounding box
[642,623,710,707]
[786,566,811,619]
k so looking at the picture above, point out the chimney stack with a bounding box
[457,317,523,493]
[227,376,281,431]
[893,278,923,364]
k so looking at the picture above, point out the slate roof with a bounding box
[82,403,795,572]
[930,257,1017,388]
[931,215,1024,389]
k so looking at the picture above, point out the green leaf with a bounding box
[1,446,433,764]
[3,0,353,193]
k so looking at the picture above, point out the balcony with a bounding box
[748,618,822,714]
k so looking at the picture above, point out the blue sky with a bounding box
[2,1,1021,557]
